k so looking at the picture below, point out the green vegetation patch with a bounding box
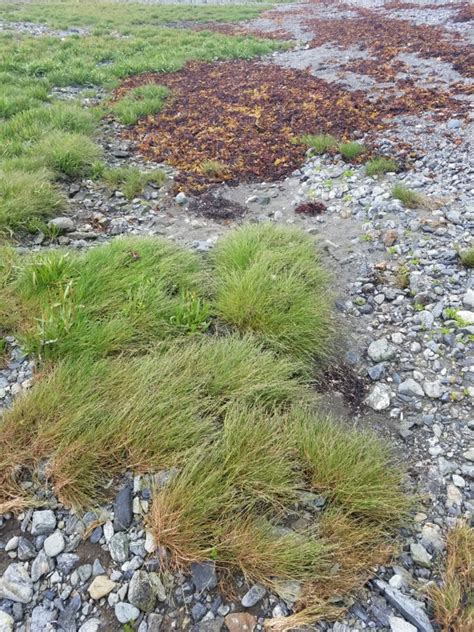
[366,156,398,176]
[297,133,338,155]
[0,225,410,626]
[339,141,366,161]
[110,84,170,125]
[392,183,423,208]
[459,246,474,268]
[102,166,166,200]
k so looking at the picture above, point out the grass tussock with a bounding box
[297,133,338,155]
[366,156,398,176]
[34,131,103,178]
[392,183,423,209]
[459,246,474,268]
[199,159,227,179]
[111,84,170,125]
[428,522,474,631]
[102,166,166,200]
[338,141,366,161]
[212,224,334,361]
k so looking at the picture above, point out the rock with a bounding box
[464,448,474,462]
[5,537,19,552]
[383,229,398,247]
[367,362,385,380]
[17,537,36,561]
[148,613,164,632]
[416,311,434,329]
[457,310,474,324]
[446,484,462,509]
[389,617,417,632]
[365,383,391,410]
[398,379,424,398]
[175,192,188,205]
[0,610,14,631]
[108,532,129,563]
[57,594,81,632]
[224,612,257,632]
[57,553,81,575]
[31,510,56,535]
[144,530,157,554]
[44,531,65,557]
[128,570,166,612]
[410,543,432,568]
[114,602,140,624]
[113,482,133,531]
[31,549,51,582]
[88,575,116,600]
[423,381,442,399]
[241,583,266,608]
[78,619,101,632]
[368,338,396,362]
[191,602,207,622]
[273,579,303,603]
[374,579,434,632]
[198,618,224,632]
[48,217,75,233]
[191,561,218,592]
[0,564,33,603]
[30,605,56,632]
[463,289,474,309]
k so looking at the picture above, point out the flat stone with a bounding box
[241,583,266,608]
[44,531,65,557]
[31,510,56,536]
[31,550,51,582]
[0,564,33,603]
[368,338,396,363]
[398,379,424,398]
[88,575,116,600]
[17,537,36,561]
[57,553,80,575]
[191,561,218,592]
[30,605,56,632]
[365,383,391,410]
[148,613,164,632]
[113,482,133,531]
[374,579,434,632]
[463,289,474,309]
[128,570,166,612]
[457,310,474,324]
[224,612,257,632]
[389,617,417,632]
[78,619,101,632]
[108,532,129,563]
[114,602,140,624]
[48,216,75,233]
[57,594,81,632]
[198,618,225,632]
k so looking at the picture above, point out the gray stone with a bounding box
[198,618,224,632]
[113,483,133,531]
[241,583,266,608]
[78,619,101,632]
[191,562,218,592]
[423,381,442,399]
[44,531,65,557]
[191,602,208,622]
[115,602,140,624]
[398,379,424,398]
[416,311,434,329]
[108,532,129,563]
[57,594,81,632]
[0,611,14,631]
[374,579,434,632]
[57,553,80,575]
[30,605,56,632]
[17,537,36,561]
[410,543,432,568]
[368,338,396,363]
[148,613,163,632]
[175,192,188,205]
[48,217,75,233]
[31,549,51,582]
[463,289,474,309]
[365,383,391,410]
[273,579,303,603]
[31,510,56,536]
[128,570,166,612]
[457,310,474,325]
[0,564,33,603]
[367,363,385,381]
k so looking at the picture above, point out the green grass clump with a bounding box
[392,183,422,208]
[212,224,333,361]
[34,131,103,178]
[366,157,398,176]
[297,134,338,155]
[103,166,166,200]
[0,78,50,119]
[459,247,474,268]
[111,84,170,124]
[11,237,210,360]
[338,141,366,161]
[0,168,65,234]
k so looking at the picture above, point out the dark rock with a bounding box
[191,562,218,593]
[114,483,133,531]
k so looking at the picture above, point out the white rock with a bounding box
[103,520,114,542]
[115,602,140,624]
[0,610,14,631]
[5,537,19,553]
[457,310,474,324]
[423,381,442,399]
[368,338,396,362]
[78,619,101,632]
[0,564,33,603]
[31,510,56,536]
[365,383,391,410]
[44,531,65,557]
[452,474,465,488]
[389,617,417,632]
[463,289,474,309]
[144,530,157,554]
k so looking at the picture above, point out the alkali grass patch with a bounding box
[392,183,424,209]
[428,521,473,631]
[459,246,474,268]
[110,84,170,125]
[102,166,166,200]
[212,223,334,361]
